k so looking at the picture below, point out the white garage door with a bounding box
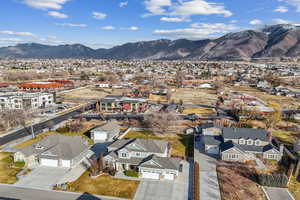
[61,160,71,168]
[94,133,107,141]
[40,158,58,167]
[164,173,175,180]
[141,171,160,180]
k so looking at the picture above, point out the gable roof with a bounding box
[18,134,89,160]
[91,120,121,136]
[203,135,223,146]
[140,155,181,170]
[222,127,269,141]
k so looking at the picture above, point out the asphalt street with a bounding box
[0,184,123,200]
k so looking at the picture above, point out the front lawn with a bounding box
[67,172,140,199]
[124,170,139,178]
[0,152,23,184]
[124,130,194,158]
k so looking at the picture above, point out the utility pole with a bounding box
[31,123,35,138]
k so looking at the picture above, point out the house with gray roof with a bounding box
[14,134,93,168]
[104,138,182,180]
[90,120,121,142]
[201,125,282,162]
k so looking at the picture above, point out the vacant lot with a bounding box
[217,165,266,200]
[124,130,193,158]
[60,88,129,100]
[68,172,139,199]
[171,88,217,105]
[182,107,215,115]
[0,152,23,184]
[232,86,300,109]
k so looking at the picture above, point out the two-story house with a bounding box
[104,138,182,180]
[201,124,282,163]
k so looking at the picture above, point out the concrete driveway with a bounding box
[14,166,69,190]
[264,187,295,200]
[134,161,190,200]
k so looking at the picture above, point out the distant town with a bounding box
[0,58,299,200]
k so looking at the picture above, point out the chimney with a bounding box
[280,144,284,154]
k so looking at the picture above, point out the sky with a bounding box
[1,0,300,49]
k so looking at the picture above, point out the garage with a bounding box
[164,173,175,180]
[141,171,160,180]
[40,158,58,167]
[61,160,71,168]
[206,146,219,154]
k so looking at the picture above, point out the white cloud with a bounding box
[55,23,87,27]
[0,38,24,42]
[92,12,107,20]
[274,6,288,13]
[48,11,68,18]
[127,26,139,31]
[160,17,188,22]
[279,0,300,12]
[0,30,36,37]
[154,23,238,39]
[144,0,232,17]
[101,26,116,30]
[119,1,128,7]
[144,0,172,15]
[230,20,238,23]
[249,19,263,25]
[22,0,71,10]
[273,18,291,24]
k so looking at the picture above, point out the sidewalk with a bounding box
[263,187,295,200]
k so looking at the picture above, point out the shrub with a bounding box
[258,173,288,187]
[124,170,139,178]
[14,161,25,168]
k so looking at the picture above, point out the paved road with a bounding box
[264,187,295,200]
[0,104,95,146]
[134,161,190,200]
[0,184,123,200]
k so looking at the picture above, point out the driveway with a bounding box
[264,187,295,200]
[194,136,221,200]
[14,166,69,190]
[134,161,190,200]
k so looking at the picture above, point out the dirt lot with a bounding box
[217,165,266,200]
[59,88,129,100]
[231,86,300,109]
[171,88,217,105]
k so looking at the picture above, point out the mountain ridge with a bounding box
[2,24,300,60]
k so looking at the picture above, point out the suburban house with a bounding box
[99,96,148,113]
[104,138,182,180]
[14,134,93,168]
[90,120,121,142]
[201,124,282,162]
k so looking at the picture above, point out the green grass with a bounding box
[124,170,139,178]
[124,130,194,158]
[0,152,23,184]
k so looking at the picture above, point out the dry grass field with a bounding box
[0,152,23,184]
[182,107,216,115]
[68,172,140,199]
[171,88,217,105]
[59,88,129,100]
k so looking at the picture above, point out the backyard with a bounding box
[182,107,215,115]
[67,172,140,199]
[124,130,194,158]
[0,152,24,184]
[217,165,267,200]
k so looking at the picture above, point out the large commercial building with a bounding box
[0,92,54,110]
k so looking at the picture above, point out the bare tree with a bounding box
[144,111,180,135]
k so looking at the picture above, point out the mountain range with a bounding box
[1,24,300,61]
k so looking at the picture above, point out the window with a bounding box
[239,139,245,145]
[135,152,140,157]
[255,140,260,146]
[267,154,276,159]
[247,139,253,145]
[121,153,127,158]
[228,154,239,159]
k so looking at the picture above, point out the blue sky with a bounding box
[0,0,300,48]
